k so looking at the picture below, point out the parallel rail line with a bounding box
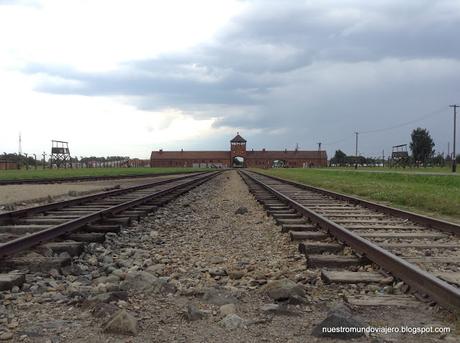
[240,170,460,311]
[0,170,206,186]
[0,171,219,261]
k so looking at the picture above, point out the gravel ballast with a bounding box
[0,170,458,342]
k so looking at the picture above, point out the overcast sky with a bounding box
[1,0,459,159]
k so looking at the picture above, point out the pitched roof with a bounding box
[246,150,327,159]
[230,133,246,143]
[151,151,230,160]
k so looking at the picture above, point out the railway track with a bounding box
[0,170,203,186]
[0,171,219,290]
[240,170,460,312]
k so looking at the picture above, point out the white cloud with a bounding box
[1,0,459,159]
[0,0,243,71]
[0,0,243,157]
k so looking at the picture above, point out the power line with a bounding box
[322,136,353,147]
[320,105,448,148]
[359,106,446,135]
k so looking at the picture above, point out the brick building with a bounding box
[150,134,327,168]
[0,160,18,170]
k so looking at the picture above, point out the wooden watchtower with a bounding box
[50,140,71,168]
[391,144,409,167]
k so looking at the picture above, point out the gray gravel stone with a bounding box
[103,309,137,336]
[120,271,160,292]
[264,279,306,304]
[220,303,237,316]
[184,304,206,321]
[312,304,366,339]
[202,287,238,305]
[145,264,165,276]
[221,314,245,330]
[209,267,227,277]
[235,207,248,215]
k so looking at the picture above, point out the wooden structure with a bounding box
[50,140,71,168]
[391,144,409,167]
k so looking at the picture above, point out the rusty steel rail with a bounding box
[0,172,205,224]
[0,171,220,259]
[240,170,460,311]
[0,170,209,186]
[248,171,460,236]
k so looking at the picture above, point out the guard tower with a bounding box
[391,144,409,167]
[50,140,71,168]
[230,133,246,168]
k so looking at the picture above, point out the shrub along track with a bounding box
[0,171,220,290]
[240,170,460,312]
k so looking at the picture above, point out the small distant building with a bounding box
[150,134,327,168]
[0,160,18,170]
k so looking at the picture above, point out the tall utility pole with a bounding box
[382,150,385,167]
[317,142,322,151]
[354,132,359,169]
[450,105,459,173]
[18,132,22,155]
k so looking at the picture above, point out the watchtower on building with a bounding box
[230,133,247,167]
[150,132,328,169]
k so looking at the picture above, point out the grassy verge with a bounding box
[0,167,203,181]
[254,168,460,221]
[326,166,454,174]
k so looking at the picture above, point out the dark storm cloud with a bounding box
[25,60,273,107]
[23,0,460,154]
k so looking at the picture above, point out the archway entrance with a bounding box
[272,159,286,168]
[232,156,245,168]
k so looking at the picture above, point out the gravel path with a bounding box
[1,171,458,342]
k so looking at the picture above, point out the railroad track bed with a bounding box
[0,170,202,186]
[240,170,460,312]
[0,172,218,292]
[0,173,206,214]
[0,170,458,342]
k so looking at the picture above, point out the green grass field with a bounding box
[0,167,203,181]
[255,168,460,221]
[327,166,454,174]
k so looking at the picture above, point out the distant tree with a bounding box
[365,157,380,167]
[456,154,460,164]
[431,153,445,167]
[357,155,366,166]
[331,150,347,166]
[410,128,435,166]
